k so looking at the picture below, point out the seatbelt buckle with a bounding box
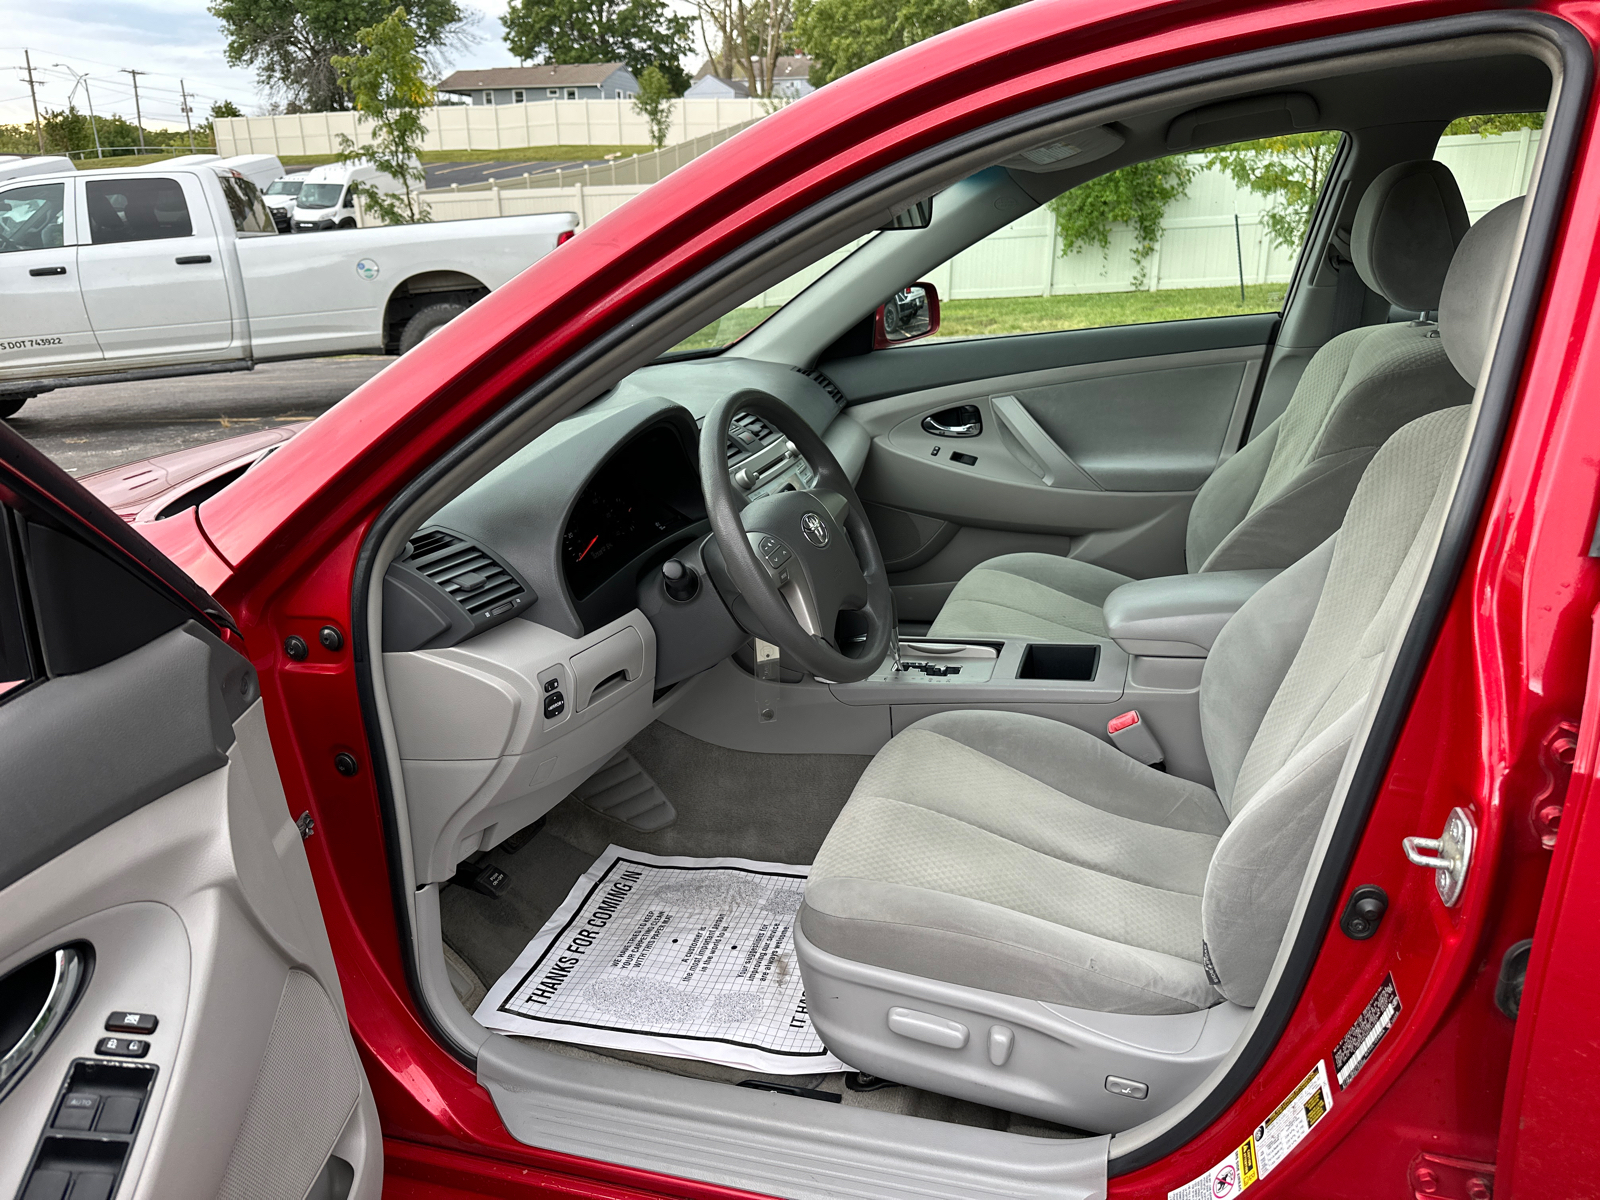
[1107,710,1164,767]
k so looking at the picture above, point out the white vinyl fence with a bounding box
[214,98,786,157]
[416,127,1543,304]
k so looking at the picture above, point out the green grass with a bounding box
[69,145,656,172]
[669,284,1283,354]
[934,284,1283,338]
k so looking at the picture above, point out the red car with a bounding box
[76,425,305,524]
[3,2,1600,1198]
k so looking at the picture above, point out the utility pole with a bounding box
[55,65,102,158]
[120,68,147,152]
[22,49,44,153]
[179,80,195,151]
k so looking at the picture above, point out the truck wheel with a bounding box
[399,302,468,353]
[0,394,33,420]
[339,218,357,230]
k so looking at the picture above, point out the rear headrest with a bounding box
[1351,161,1470,312]
[1439,197,1523,386]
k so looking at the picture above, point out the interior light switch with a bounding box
[105,1012,157,1035]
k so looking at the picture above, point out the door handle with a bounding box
[28,266,66,277]
[0,946,87,1104]
[175,254,212,265]
[922,405,982,437]
[1403,806,1476,907]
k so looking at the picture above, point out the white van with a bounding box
[0,155,74,183]
[261,172,309,231]
[292,159,415,232]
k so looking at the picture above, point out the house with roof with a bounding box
[689,55,815,98]
[437,64,640,105]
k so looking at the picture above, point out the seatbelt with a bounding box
[1328,233,1368,335]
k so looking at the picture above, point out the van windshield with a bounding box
[265,179,304,197]
[297,183,344,209]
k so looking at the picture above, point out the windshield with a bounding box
[296,182,343,209]
[666,233,878,354]
[265,179,303,196]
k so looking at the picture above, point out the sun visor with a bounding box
[1001,124,1125,174]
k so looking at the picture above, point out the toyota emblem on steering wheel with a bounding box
[800,512,830,547]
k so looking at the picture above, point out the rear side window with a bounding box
[0,183,65,254]
[216,174,276,235]
[86,177,193,244]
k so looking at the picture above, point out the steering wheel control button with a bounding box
[95,1037,149,1059]
[53,1093,99,1130]
[105,1012,157,1034]
[544,692,566,719]
[1105,1075,1149,1101]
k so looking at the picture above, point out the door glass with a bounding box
[0,509,38,700]
[0,183,65,253]
[925,134,1341,340]
[85,177,194,244]
[216,174,276,236]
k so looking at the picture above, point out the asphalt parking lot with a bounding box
[8,357,395,477]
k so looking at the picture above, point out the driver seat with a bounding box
[794,200,1520,1131]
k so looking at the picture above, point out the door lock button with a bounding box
[105,1011,158,1034]
[95,1037,149,1059]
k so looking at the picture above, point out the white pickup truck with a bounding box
[0,164,578,417]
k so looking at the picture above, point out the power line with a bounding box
[119,68,147,150]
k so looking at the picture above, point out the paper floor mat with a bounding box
[475,845,844,1074]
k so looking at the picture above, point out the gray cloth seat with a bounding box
[797,198,1523,1123]
[927,160,1475,643]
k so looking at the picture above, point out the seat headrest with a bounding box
[1351,161,1470,312]
[1438,197,1523,386]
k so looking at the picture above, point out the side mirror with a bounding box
[874,282,940,349]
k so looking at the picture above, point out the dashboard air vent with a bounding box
[794,365,847,406]
[407,529,525,616]
[725,411,780,464]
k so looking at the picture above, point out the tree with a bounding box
[632,65,677,147]
[1204,131,1341,251]
[1445,112,1544,136]
[209,0,470,111]
[332,7,434,224]
[793,0,1023,87]
[211,100,245,119]
[694,0,795,97]
[1050,157,1195,289]
[502,0,693,94]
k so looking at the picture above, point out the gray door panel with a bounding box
[848,334,1267,598]
[825,312,1279,403]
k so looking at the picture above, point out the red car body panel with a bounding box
[113,0,1600,1194]
[76,424,303,523]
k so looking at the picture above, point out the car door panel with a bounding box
[848,335,1266,613]
[0,429,380,1200]
[0,179,101,379]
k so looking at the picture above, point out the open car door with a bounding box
[0,425,381,1200]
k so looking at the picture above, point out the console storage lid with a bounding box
[1103,569,1279,658]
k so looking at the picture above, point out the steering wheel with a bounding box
[700,390,894,683]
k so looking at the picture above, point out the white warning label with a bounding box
[475,845,843,1074]
[1333,973,1400,1088]
[1167,1061,1333,1200]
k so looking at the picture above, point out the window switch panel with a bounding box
[94,1037,149,1059]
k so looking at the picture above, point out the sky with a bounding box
[0,0,660,134]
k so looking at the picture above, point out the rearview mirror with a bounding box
[874,282,940,348]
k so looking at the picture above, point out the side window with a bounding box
[0,509,39,700]
[0,183,65,254]
[923,134,1341,340]
[85,177,194,245]
[216,174,276,235]
[1434,112,1544,224]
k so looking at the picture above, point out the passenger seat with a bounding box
[926,160,1476,642]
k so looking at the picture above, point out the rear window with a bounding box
[86,177,193,244]
[217,174,276,236]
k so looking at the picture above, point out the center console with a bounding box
[661,568,1280,788]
